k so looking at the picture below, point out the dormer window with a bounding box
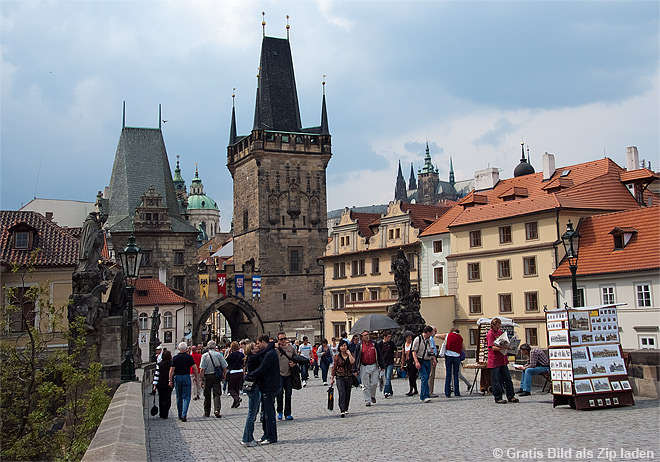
[609,227,637,250]
[14,232,29,249]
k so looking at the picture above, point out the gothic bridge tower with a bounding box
[226,25,331,337]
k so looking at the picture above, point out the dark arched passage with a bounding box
[194,296,264,343]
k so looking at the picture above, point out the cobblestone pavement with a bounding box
[145,374,659,462]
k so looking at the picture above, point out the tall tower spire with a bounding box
[449,156,455,186]
[320,76,329,135]
[408,162,417,190]
[229,88,237,144]
[420,141,438,174]
[394,161,407,202]
[253,70,262,131]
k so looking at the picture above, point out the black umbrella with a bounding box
[349,314,401,335]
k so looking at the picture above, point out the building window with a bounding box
[433,240,443,253]
[141,251,152,267]
[332,293,345,310]
[390,288,399,299]
[525,328,538,346]
[601,286,616,305]
[173,276,185,292]
[407,253,416,270]
[636,283,652,307]
[163,311,173,329]
[525,222,538,240]
[243,210,248,230]
[7,287,36,332]
[523,256,537,276]
[388,229,394,240]
[371,258,380,274]
[174,251,184,265]
[333,323,344,340]
[289,247,302,273]
[370,289,379,300]
[333,262,346,279]
[499,226,512,244]
[346,236,350,246]
[340,236,344,246]
[349,291,364,302]
[575,288,585,307]
[469,230,481,248]
[14,232,29,249]
[467,263,480,281]
[390,254,397,270]
[139,313,148,330]
[164,331,173,343]
[433,267,444,285]
[499,294,513,313]
[395,228,401,239]
[639,336,657,349]
[351,259,365,276]
[469,328,479,346]
[468,296,482,314]
[525,292,539,312]
[497,260,511,279]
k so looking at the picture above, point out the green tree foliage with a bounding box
[1,255,111,461]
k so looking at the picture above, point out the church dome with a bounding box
[187,193,218,211]
[514,143,535,177]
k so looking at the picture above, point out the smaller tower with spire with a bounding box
[417,142,440,205]
[514,142,535,177]
[408,163,417,190]
[394,161,407,202]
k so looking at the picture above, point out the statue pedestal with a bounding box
[99,316,123,388]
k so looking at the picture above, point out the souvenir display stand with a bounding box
[466,318,519,395]
[545,304,634,410]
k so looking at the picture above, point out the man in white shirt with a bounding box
[298,336,312,387]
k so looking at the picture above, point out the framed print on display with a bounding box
[574,379,594,394]
[611,381,622,391]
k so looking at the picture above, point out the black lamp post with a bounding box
[118,232,143,381]
[561,219,581,308]
[317,303,325,340]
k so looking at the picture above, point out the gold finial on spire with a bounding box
[322,74,326,95]
[232,87,236,107]
[262,11,266,37]
[286,14,290,40]
[195,162,199,174]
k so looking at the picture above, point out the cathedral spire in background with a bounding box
[229,89,237,145]
[408,162,417,190]
[394,161,407,202]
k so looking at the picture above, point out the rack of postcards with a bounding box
[545,304,634,410]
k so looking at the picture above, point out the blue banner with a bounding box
[252,275,261,300]
[235,274,245,297]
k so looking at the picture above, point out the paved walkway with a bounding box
[145,374,659,462]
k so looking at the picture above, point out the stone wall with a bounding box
[626,349,660,399]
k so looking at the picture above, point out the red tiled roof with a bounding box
[400,203,452,230]
[133,278,194,306]
[350,212,381,238]
[450,158,642,227]
[552,206,660,278]
[619,168,659,182]
[419,204,464,236]
[0,211,79,268]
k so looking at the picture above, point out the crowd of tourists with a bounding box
[151,318,549,446]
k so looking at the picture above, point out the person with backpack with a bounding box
[411,326,437,403]
[317,338,333,385]
[199,340,228,418]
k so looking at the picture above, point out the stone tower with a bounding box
[226,34,331,335]
[417,142,440,205]
[394,161,407,202]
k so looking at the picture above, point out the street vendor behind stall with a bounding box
[487,317,519,404]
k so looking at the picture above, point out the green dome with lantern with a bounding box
[187,166,218,211]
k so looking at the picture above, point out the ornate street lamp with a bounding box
[117,232,143,381]
[317,303,325,340]
[561,219,581,308]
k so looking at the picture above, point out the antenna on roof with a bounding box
[262,11,266,37]
[122,101,126,128]
[286,15,290,40]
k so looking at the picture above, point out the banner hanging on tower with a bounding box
[217,273,226,297]
[253,275,261,300]
[235,274,245,297]
[199,274,209,298]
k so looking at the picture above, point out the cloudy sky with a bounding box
[2,1,658,230]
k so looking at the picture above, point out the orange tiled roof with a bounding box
[400,203,451,230]
[450,158,641,227]
[133,278,194,306]
[619,168,659,182]
[552,206,660,278]
[419,204,464,237]
[0,210,79,268]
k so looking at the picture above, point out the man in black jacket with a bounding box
[245,335,280,445]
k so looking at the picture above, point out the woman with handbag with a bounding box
[154,350,173,419]
[330,339,356,418]
[226,341,245,408]
[401,332,418,396]
[241,340,273,447]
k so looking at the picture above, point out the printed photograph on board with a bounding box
[572,346,589,361]
[620,380,632,390]
[568,311,590,331]
[589,345,620,359]
[591,377,612,392]
[549,329,570,346]
[611,381,622,391]
[574,379,594,394]
[573,361,589,378]
[552,381,562,394]
[562,381,573,395]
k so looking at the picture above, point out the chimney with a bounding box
[474,167,500,191]
[543,152,556,180]
[626,146,639,171]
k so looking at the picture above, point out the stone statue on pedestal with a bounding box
[388,249,426,346]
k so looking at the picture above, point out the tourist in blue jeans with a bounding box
[378,332,397,397]
[244,335,280,445]
[412,326,437,403]
[518,343,550,396]
[168,342,199,422]
[317,339,332,385]
[440,327,465,397]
